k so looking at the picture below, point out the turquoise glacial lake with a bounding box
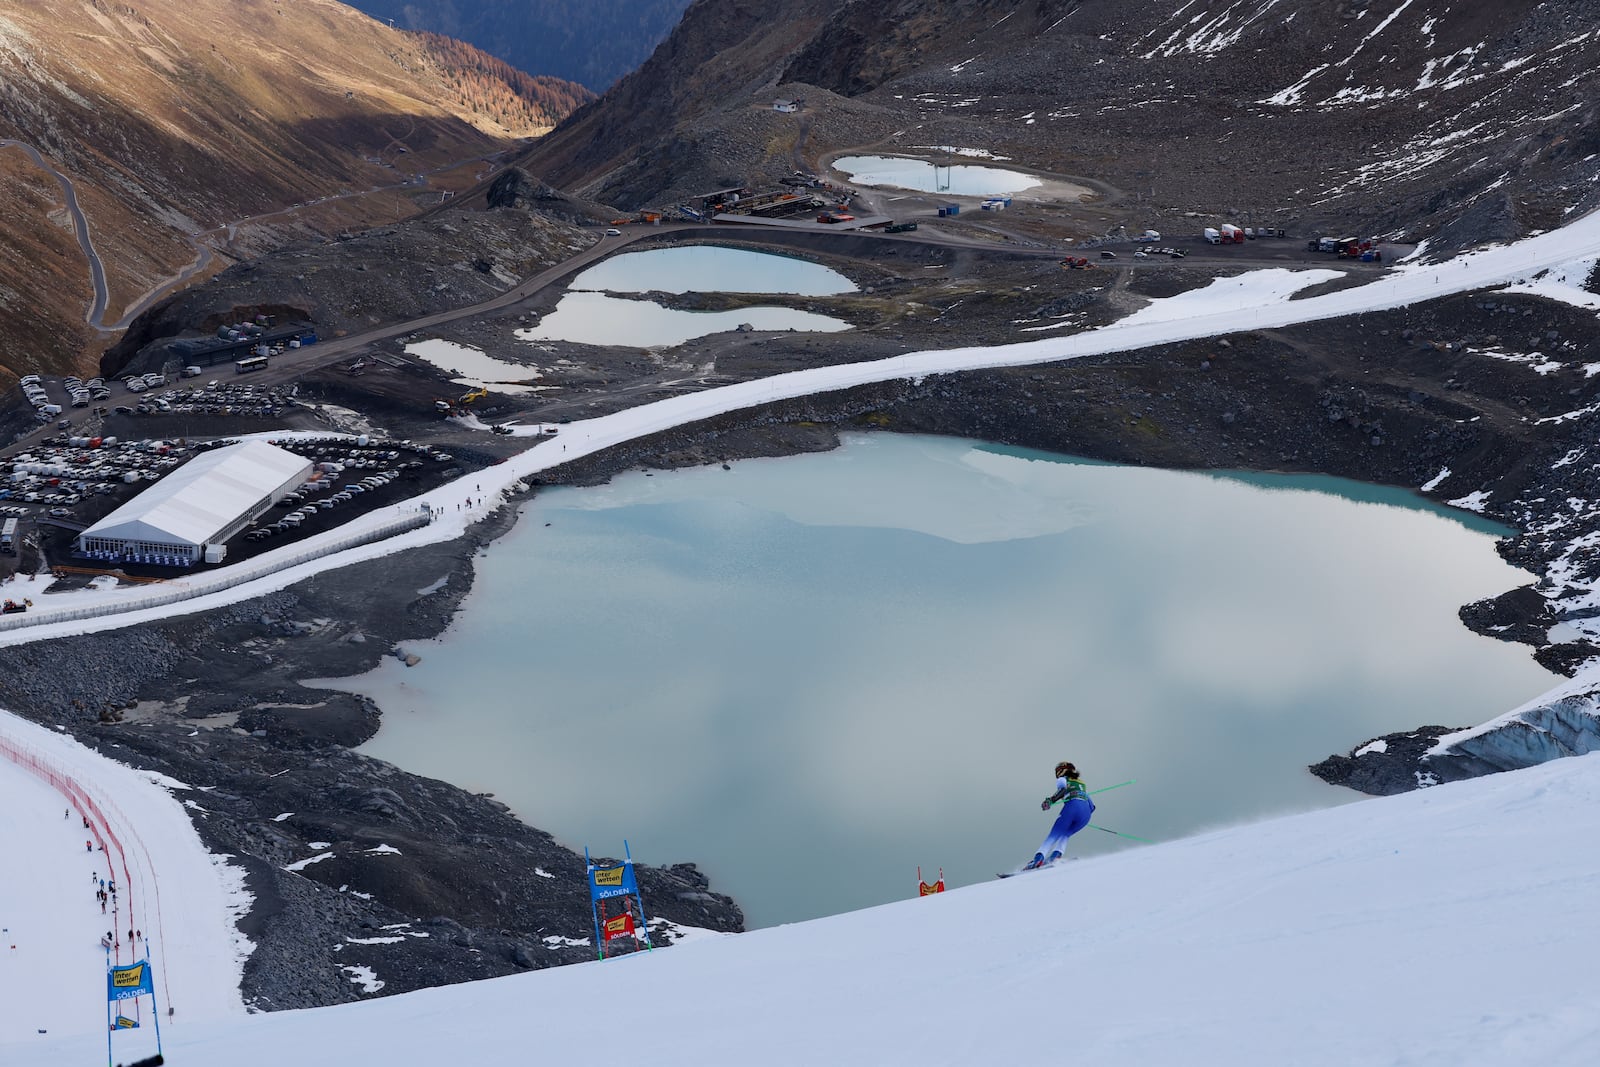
[341,434,1555,928]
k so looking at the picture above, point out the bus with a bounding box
[235,355,268,374]
[1,517,16,555]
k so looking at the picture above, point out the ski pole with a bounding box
[1090,824,1152,843]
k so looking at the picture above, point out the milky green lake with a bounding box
[335,434,1555,927]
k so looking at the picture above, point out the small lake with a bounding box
[515,292,850,349]
[834,154,1041,195]
[338,435,1554,928]
[406,339,548,395]
[519,245,854,348]
[569,246,856,296]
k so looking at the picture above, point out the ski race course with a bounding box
[6,213,1600,1064]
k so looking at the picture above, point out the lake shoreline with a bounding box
[2,302,1578,1008]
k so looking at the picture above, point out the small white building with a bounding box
[773,100,800,114]
[76,440,312,565]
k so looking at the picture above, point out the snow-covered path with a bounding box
[9,746,1600,1065]
[8,208,1600,648]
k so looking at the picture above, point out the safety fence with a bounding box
[0,505,432,633]
[0,727,177,1003]
[0,731,137,960]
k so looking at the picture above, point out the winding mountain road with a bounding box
[3,136,507,337]
[0,139,110,329]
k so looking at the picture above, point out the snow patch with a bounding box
[542,934,590,948]
[1420,467,1451,492]
[339,965,384,994]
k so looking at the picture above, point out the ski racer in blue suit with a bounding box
[1024,761,1094,870]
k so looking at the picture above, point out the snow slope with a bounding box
[7,728,1599,1065]
[0,714,249,1052]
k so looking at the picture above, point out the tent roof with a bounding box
[80,441,311,548]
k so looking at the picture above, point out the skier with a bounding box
[1023,761,1094,871]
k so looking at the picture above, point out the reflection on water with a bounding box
[834,154,1041,195]
[514,291,850,348]
[406,338,548,394]
[570,246,856,296]
[340,435,1554,927]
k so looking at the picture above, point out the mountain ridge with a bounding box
[0,0,593,378]
[340,0,696,92]
[517,0,1600,246]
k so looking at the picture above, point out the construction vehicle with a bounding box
[1061,257,1092,270]
[434,386,488,415]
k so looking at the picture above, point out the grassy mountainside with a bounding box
[0,0,591,378]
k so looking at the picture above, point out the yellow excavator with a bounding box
[433,387,489,415]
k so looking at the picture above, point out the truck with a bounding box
[1204,227,1222,244]
[884,222,919,233]
[1219,224,1245,243]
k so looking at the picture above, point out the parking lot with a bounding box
[233,435,456,550]
[0,424,478,587]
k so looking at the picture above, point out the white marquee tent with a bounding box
[76,440,312,564]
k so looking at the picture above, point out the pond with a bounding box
[833,154,1041,196]
[334,434,1554,929]
[515,292,850,349]
[519,245,855,348]
[568,245,857,296]
[406,339,549,395]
